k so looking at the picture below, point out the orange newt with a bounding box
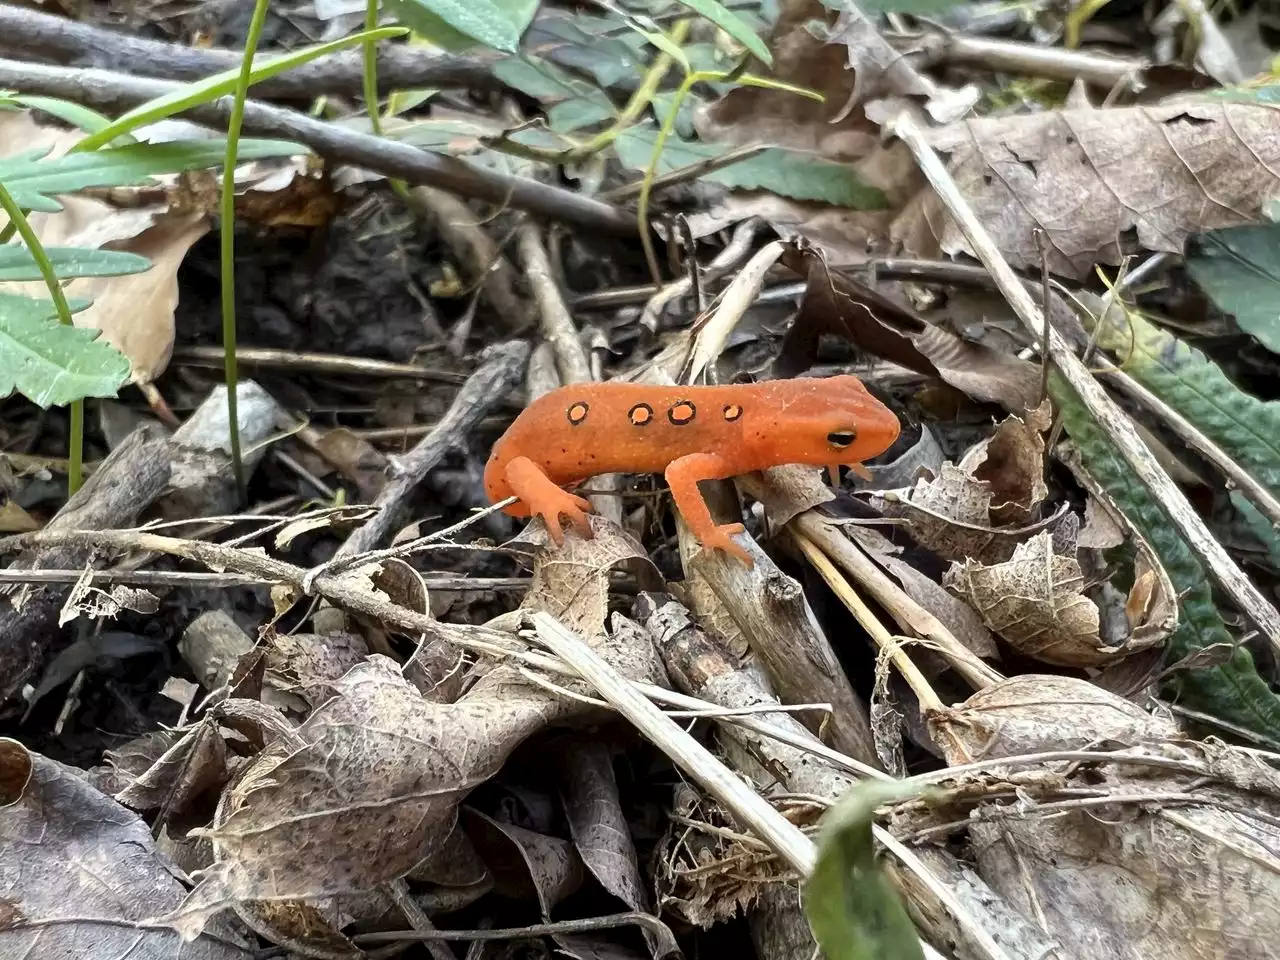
[483,376,900,565]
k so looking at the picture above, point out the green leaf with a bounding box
[493,56,617,129]
[615,127,888,208]
[0,246,149,281]
[384,0,534,52]
[522,13,650,87]
[804,780,924,960]
[0,293,130,407]
[1050,369,1280,742]
[71,27,407,152]
[1084,298,1280,499]
[671,0,771,65]
[1185,224,1280,353]
[0,138,302,213]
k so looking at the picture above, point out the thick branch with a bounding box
[0,59,638,237]
[0,5,502,98]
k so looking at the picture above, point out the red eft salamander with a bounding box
[484,375,900,565]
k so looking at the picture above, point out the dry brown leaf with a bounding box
[695,0,880,158]
[163,617,666,938]
[112,719,231,814]
[944,531,1108,667]
[895,98,1280,279]
[926,677,1280,959]
[555,737,652,916]
[929,673,1178,762]
[462,808,585,910]
[516,514,658,638]
[0,738,250,959]
[778,244,1043,414]
[878,462,1008,563]
[959,402,1051,526]
[61,212,209,385]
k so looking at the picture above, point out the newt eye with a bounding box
[827,429,857,449]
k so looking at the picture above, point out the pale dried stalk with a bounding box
[736,472,1004,691]
[790,529,945,713]
[529,611,952,960]
[892,111,1280,656]
[680,240,785,383]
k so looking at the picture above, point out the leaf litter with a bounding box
[7,0,1280,959]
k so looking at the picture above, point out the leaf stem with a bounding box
[0,181,84,493]
[222,0,275,505]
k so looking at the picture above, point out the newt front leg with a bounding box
[664,452,752,566]
[504,456,593,545]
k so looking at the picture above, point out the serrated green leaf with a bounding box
[1185,224,1280,353]
[0,247,150,281]
[72,27,407,151]
[615,127,887,208]
[384,0,533,52]
[804,780,924,960]
[672,0,771,65]
[0,139,303,213]
[1051,370,1280,742]
[1086,300,1280,498]
[1231,491,1280,569]
[0,293,130,407]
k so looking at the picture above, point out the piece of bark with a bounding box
[179,610,255,692]
[0,423,173,705]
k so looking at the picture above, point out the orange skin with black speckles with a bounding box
[484,376,900,566]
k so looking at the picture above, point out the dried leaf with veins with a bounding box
[959,402,1051,526]
[555,737,651,915]
[944,532,1109,667]
[160,627,665,939]
[928,673,1178,763]
[516,514,657,638]
[463,808,585,910]
[895,99,1280,279]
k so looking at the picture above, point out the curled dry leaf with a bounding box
[778,243,1042,414]
[958,402,1051,526]
[163,624,666,940]
[0,738,251,959]
[894,99,1280,279]
[516,514,659,638]
[928,674,1178,764]
[462,808,585,910]
[925,677,1280,959]
[944,531,1113,667]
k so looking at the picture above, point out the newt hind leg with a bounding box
[664,452,751,566]
[504,456,593,546]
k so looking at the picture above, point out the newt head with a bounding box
[767,375,900,478]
